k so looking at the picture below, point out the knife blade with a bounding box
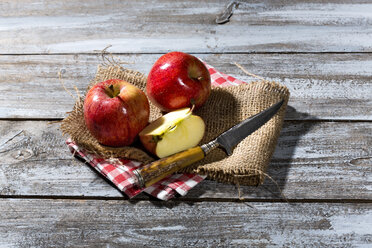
[133,99,284,188]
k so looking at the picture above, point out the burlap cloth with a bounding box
[61,65,289,186]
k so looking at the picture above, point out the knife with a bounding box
[133,99,284,188]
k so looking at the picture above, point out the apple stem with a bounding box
[107,84,120,98]
[108,84,114,98]
[190,99,195,112]
[197,76,203,81]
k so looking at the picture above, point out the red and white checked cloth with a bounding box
[67,62,245,200]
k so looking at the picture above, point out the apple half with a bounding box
[139,108,205,158]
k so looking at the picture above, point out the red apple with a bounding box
[146,51,211,112]
[84,79,150,147]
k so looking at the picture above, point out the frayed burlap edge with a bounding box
[183,81,290,186]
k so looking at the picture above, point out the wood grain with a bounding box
[0,53,371,120]
[1,0,371,54]
[1,1,371,246]
[1,120,371,200]
[0,199,371,247]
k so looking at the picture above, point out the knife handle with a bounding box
[133,146,205,188]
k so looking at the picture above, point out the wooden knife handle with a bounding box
[134,146,205,188]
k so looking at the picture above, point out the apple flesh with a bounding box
[84,79,150,147]
[146,51,211,112]
[139,108,205,158]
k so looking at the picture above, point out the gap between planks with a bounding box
[2,52,372,56]
[1,195,372,204]
[1,118,371,123]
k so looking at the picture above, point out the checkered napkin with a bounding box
[67,62,244,200]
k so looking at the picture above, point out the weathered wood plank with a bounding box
[1,120,371,200]
[0,199,371,247]
[1,0,372,53]
[0,53,371,120]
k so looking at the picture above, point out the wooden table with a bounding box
[1,1,371,247]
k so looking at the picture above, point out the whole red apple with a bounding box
[84,79,150,147]
[146,51,211,112]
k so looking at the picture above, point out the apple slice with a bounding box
[139,108,205,158]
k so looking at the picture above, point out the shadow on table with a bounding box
[148,106,321,207]
[240,105,320,200]
[79,105,319,206]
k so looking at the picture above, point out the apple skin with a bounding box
[84,79,150,147]
[139,108,205,158]
[140,135,156,156]
[146,51,211,112]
